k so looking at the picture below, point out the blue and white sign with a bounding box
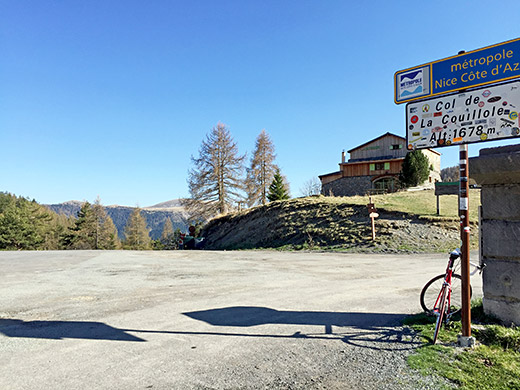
[397,66,430,101]
[395,38,520,104]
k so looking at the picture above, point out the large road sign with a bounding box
[406,80,520,150]
[395,38,520,104]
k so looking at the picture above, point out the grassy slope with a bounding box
[405,300,520,390]
[201,190,481,252]
[346,188,481,222]
[202,197,371,250]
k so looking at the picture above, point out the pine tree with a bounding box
[0,192,74,250]
[399,150,431,187]
[245,129,278,207]
[184,122,245,219]
[62,199,120,250]
[267,169,290,202]
[160,218,174,242]
[92,198,120,249]
[67,202,98,249]
[123,208,151,250]
[160,218,179,250]
[42,213,74,250]
[0,193,51,250]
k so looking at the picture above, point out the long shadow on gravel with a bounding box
[183,306,404,328]
[182,306,419,351]
[0,319,145,342]
[1,308,419,351]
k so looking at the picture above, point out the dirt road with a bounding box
[0,250,481,389]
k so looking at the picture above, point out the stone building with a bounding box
[319,132,441,196]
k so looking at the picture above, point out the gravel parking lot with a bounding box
[0,250,482,389]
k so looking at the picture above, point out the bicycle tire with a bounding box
[433,287,447,344]
[420,274,472,315]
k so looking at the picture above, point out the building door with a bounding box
[373,177,396,193]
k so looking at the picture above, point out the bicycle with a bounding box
[419,248,485,344]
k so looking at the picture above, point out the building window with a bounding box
[371,162,389,171]
[390,144,402,150]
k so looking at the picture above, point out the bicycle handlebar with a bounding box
[449,248,461,260]
[470,261,486,275]
[449,248,486,275]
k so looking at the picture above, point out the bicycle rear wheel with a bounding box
[433,287,447,344]
[420,274,471,315]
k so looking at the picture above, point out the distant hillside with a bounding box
[147,199,184,209]
[46,200,190,240]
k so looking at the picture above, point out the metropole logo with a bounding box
[398,68,428,99]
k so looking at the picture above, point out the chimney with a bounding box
[341,150,345,163]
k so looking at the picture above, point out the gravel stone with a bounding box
[1,250,476,389]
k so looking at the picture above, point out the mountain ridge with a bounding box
[45,199,190,240]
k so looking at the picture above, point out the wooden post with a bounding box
[459,144,471,338]
[367,196,378,240]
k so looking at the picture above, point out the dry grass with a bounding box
[345,188,481,222]
[201,191,476,252]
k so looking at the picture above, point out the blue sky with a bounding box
[2,1,520,206]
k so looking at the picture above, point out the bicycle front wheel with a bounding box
[420,274,471,315]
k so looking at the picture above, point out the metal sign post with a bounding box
[435,181,460,214]
[459,145,472,339]
[397,39,520,346]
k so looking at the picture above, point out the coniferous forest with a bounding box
[0,192,186,251]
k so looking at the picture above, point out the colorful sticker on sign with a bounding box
[406,80,520,149]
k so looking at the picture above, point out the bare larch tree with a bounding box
[184,122,245,220]
[245,129,277,207]
[299,177,322,197]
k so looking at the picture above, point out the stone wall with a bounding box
[470,144,520,325]
[321,176,373,197]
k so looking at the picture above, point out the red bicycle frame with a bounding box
[433,251,459,320]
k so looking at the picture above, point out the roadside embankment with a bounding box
[201,195,478,252]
